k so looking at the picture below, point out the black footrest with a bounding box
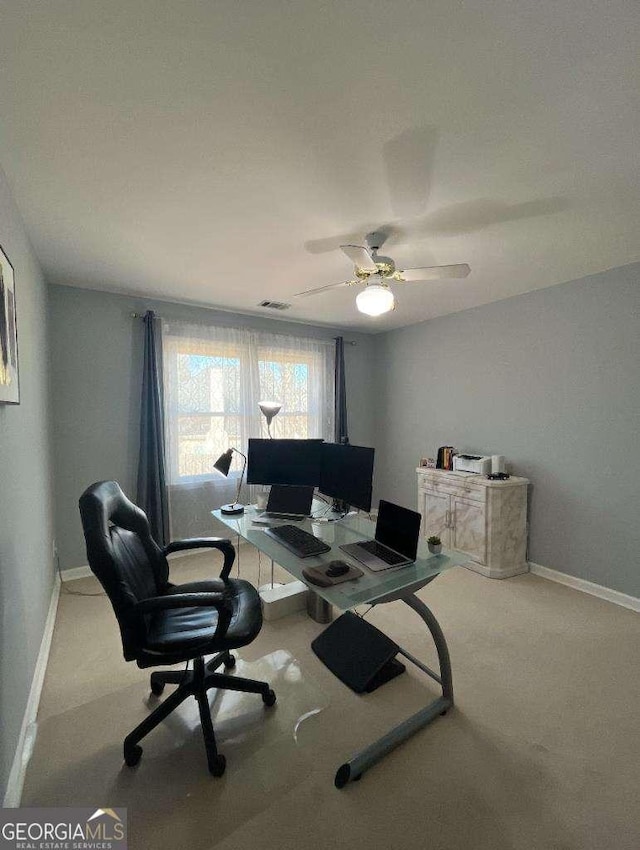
[311,611,405,693]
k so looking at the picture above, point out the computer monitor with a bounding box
[247,438,324,486]
[319,443,375,512]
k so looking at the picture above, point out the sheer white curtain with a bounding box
[161,320,335,539]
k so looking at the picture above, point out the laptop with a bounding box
[260,484,315,520]
[340,500,422,571]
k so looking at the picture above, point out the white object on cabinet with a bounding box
[417,468,528,579]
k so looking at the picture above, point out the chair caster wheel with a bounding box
[224,653,236,669]
[150,679,165,696]
[124,744,142,767]
[208,754,226,777]
[262,689,276,707]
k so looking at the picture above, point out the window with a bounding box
[174,347,242,479]
[162,323,335,485]
[257,348,317,441]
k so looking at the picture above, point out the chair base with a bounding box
[124,652,276,776]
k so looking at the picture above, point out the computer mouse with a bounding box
[325,560,350,577]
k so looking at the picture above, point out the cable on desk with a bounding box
[310,504,332,520]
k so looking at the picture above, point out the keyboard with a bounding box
[262,512,305,521]
[264,525,331,558]
[357,539,407,566]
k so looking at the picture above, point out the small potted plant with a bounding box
[427,535,442,555]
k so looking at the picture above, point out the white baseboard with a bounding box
[529,562,640,613]
[3,572,61,807]
[461,559,529,580]
[63,549,252,580]
[60,541,251,582]
[60,564,93,581]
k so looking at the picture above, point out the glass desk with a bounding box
[213,504,461,788]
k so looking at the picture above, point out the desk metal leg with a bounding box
[334,593,453,788]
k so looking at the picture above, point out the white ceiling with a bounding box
[1,0,639,332]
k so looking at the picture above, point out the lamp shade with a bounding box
[258,401,282,437]
[356,284,395,317]
[213,446,247,515]
[258,401,282,422]
[213,448,233,477]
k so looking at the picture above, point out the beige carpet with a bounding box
[23,546,640,850]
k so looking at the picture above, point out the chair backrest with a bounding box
[79,481,170,660]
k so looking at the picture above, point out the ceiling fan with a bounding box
[295,231,470,316]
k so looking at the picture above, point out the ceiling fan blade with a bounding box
[340,244,378,272]
[397,263,471,282]
[294,280,355,298]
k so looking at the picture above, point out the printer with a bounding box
[453,454,492,475]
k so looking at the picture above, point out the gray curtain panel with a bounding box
[334,336,349,444]
[137,310,170,545]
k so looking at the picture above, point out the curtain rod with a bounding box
[130,313,357,345]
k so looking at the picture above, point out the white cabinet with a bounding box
[451,495,486,564]
[423,489,450,540]
[417,469,528,579]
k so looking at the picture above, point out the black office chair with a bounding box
[78,481,275,777]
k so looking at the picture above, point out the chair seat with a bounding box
[138,578,263,667]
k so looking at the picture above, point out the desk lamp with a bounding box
[213,447,247,515]
[258,401,282,438]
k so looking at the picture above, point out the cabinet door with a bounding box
[451,496,486,563]
[422,489,451,546]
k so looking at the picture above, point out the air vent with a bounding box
[258,300,291,311]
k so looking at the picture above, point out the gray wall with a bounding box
[49,263,640,597]
[373,262,640,598]
[49,285,376,569]
[0,168,55,798]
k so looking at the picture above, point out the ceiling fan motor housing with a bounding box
[365,230,388,252]
[365,231,395,274]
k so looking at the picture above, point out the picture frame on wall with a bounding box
[0,243,19,404]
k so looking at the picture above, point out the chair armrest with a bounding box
[163,537,236,580]
[135,592,230,614]
[135,591,233,641]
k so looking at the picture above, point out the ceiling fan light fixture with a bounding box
[356,284,395,317]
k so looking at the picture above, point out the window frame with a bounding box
[163,333,332,485]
